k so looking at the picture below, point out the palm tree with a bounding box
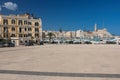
[59,27,62,33]
[47,32,55,42]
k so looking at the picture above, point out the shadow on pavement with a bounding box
[0,70,120,78]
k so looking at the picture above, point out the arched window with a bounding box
[28,22,32,25]
[28,28,32,31]
[24,20,27,25]
[18,20,23,25]
[24,27,27,31]
[35,28,39,32]
[3,19,8,25]
[11,27,15,31]
[19,27,22,33]
[11,19,16,24]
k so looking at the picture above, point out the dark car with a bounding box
[65,40,73,44]
[0,42,15,47]
[39,41,44,45]
[25,42,34,46]
[0,39,15,48]
[106,41,116,44]
[0,42,4,48]
[84,41,92,44]
[4,42,15,47]
[8,42,15,47]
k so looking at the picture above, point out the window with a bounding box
[24,34,28,37]
[28,33,32,37]
[19,27,22,33]
[19,34,22,37]
[11,27,15,31]
[11,34,16,37]
[35,34,39,37]
[3,27,8,38]
[18,20,23,25]
[11,20,16,24]
[35,28,39,32]
[4,27,8,33]
[4,33,8,38]
[28,22,32,25]
[24,20,27,25]
[35,22,39,26]
[28,28,32,31]
[3,19,8,25]
[25,27,27,31]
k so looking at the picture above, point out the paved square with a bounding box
[0,44,120,80]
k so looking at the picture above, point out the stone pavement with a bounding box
[0,44,120,80]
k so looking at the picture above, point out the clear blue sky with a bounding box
[0,0,120,35]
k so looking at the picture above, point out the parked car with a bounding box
[91,41,100,44]
[25,41,34,46]
[106,41,116,44]
[84,41,92,44]
[43,39,49,43]
[51,39,60,44]
[8,42,15,47]
[0,42,4,48]
[0,42,15,47]
[73,40,81,44]
[39,41,44,45]
[65,40,73,44]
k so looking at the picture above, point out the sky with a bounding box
[0,0,120,35]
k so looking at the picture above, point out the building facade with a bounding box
[93,24,113,39]
[0,14,42,45]
[42,24,113,41]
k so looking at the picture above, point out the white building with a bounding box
[76,30,84,39]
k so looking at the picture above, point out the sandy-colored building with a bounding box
[93,24,113,38]
[76,30,84,38]
[0,13,42,45]
[42,23,113,41]
[43,30,76,39]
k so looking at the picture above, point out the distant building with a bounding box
[76,30,84,39]
[93,24,113,39]
[42,23,113,41]
[0,13,42,45]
